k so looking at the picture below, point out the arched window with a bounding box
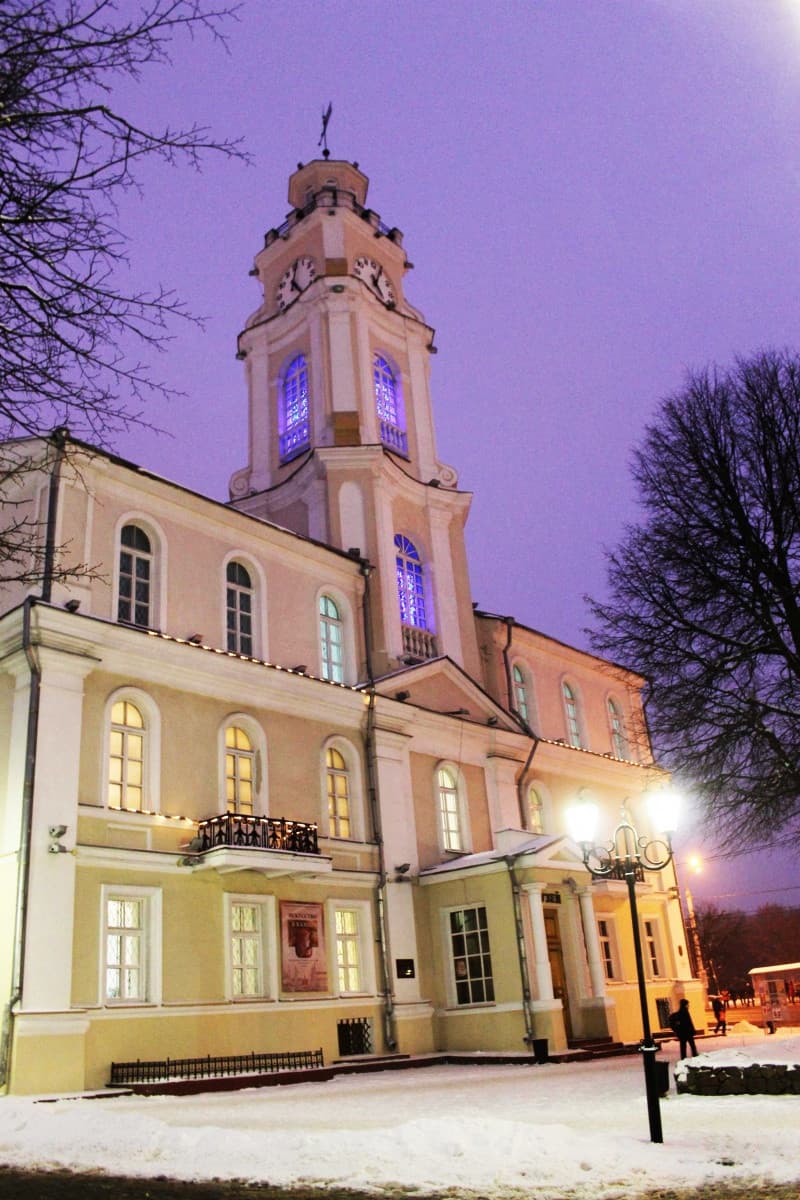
[373,354,407,454]
[395,535,428,631]
[326,746,351,838]
[438,765,465,852]
[226,561,254,655]
[319,594,344,682]
[108,699,146,811]
[562,681,583,748]
[528,784,544,834]
[608,697,627,759]
[225,726,255,815]
[279,353,310,462]
[512,665,529,723]
[118,525,152,627]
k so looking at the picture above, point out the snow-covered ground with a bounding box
[1,1025,799,1198]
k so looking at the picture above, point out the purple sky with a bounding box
[102,2,800,913]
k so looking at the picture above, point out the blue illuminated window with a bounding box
[374,355,407,455]
[394,535,428,630]
[279,354,310,461]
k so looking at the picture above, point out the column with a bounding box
[579,886,607,999]
[525,884,554,1001]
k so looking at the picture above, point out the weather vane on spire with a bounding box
[318,102,333,159]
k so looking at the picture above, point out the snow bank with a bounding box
[1,1032,799,1198]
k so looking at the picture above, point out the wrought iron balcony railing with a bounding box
[197,813,320,856]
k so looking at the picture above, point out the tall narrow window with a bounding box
[597,918,617,981]
[643,919,662,976]
[105,896,145,1002]
[527,784,544,834]
[608,698,627,759]
[438,766,463,851]
[449,905,494,1005]
[108,700,145,811]
[231,902,262,997]
[335,909,362,993]
[395,535,428,630]
[319,594,344,682]
[226,561,254,655]
[562,682,583,748]
[226,725,255,815]
[279,353,310,462]
[512,665,529,722]
[118,525,152,627]
[373,354,407,454]
[326,747,351,838]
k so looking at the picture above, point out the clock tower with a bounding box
[229,158,481,680]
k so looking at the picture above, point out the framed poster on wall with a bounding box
[280,900,328,992]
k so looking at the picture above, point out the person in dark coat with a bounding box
[711,995,727,1035]
[669,998,698,1058]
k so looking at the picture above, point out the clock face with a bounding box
[276,257,317,311]
[353,256,396,306]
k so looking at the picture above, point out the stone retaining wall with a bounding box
[676,1062,800,1095]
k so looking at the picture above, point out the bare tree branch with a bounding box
[588,350,800,847]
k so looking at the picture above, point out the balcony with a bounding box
[401,624,438,663]
[191,813,331,878]
[379,419,408,456]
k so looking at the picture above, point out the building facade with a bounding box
[0,158,702,1094]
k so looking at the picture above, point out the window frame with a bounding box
[325,898,376,997]
[642,917,665,979]
[99,884,162,1006]
[102,688,161,814]
[218,715,266,817]
[527,782,546,835]
[597,915,622,982]
[321,737,365,842]
[221,553,266,659]
[373,352,407,455]
[278,352,311,463]
[443,903,496,1008]
[319,593,345,683]
[113,514,166,631]
[435,761,469,854]
[561,679,584,749]
[607,696,628,759]
[511,662,534,725]
[226,560,255,656]
[394,534,431,633]
[223,894,277,1001]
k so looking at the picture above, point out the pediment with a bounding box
[370,655,522,732]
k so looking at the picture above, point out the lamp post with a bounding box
[567,789,680,1145]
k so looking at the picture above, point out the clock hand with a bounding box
[291,262,301,292]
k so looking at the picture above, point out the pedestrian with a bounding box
[669,998,698,1058]
[711,995,726,1035]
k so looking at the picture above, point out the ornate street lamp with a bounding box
[567,789,681,1144]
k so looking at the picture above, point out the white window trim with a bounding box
[526,780,549,835]
[561,677,585,749]
[320,736,366,843]
[218,714,267,817]
[641,915,666,979]
[101,687,161,814]
[511,659,535,726]
[434,760,471,855]
[440,903,495,1009]
[606,694,629,759]
[221,551,268,659]
[325,898,376,998]
[99,884,162,1006]
[223,893,278,1001]
[113,512,168,631]
[315,585,356,684]
[596,914,622,983]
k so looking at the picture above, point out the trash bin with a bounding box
[532,1037,549,1064]
[654,1058,670,1096]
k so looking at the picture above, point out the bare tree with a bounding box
[0,1,245,586]
[589,350,800,846]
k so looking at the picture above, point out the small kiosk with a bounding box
[749,962,800,1031]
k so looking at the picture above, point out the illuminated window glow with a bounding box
[395,535,428,631]
[279,354,310,461]
[319,594,344,682]
[108,700,145,811]
[373,355,407,454]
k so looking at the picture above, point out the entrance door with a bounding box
[544,908,572,1040]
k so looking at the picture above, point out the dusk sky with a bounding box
[102,1,800,913]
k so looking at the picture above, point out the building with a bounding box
[0,157,702,1094]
